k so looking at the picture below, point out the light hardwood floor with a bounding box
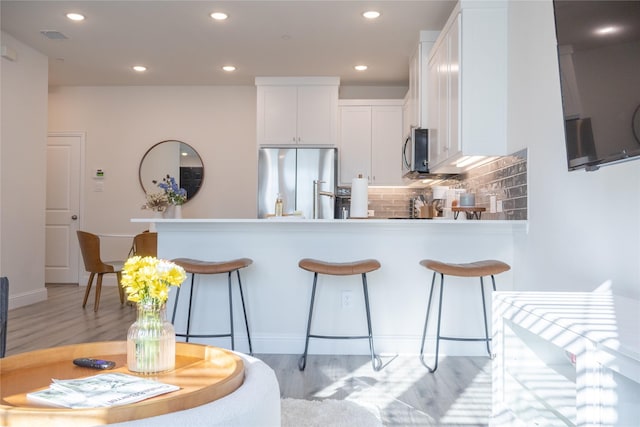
[6,285,491,426]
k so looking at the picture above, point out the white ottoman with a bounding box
[107,353,281,427]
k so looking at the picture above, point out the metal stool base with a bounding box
[419,272,496,373]
[172,269,253,355]
[299,272,381,372]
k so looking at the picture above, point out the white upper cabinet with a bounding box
[427,3,507,173]
[429,14,461,170]
[339,100,404,186]
[405,31,439,137]
[371,105,404,185]
[339,105,372,184]
[256,77,339,146]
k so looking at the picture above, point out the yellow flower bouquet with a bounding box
[121,256,186,374]
[121,256,186,304]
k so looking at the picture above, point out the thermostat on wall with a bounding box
[95,169,105,179]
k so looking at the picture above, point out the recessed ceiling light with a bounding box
[132,65,147,72]
[354,65,368,71]
[66,13,85,21]
[595,25,620,35]
[362,11,381,19]
[210,12,228,20]
[222,65,236,72]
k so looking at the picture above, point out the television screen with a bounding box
[553,0,640,171]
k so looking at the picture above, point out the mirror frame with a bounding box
[138,140,204,203]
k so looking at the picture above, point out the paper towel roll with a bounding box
[350,176,368,218]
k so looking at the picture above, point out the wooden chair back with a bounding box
[133,232,157,257]
[76,231,114,273]
[1,277,8,358]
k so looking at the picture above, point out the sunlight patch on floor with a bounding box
[439,361,492,425]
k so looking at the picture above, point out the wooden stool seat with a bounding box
[298,258,382,371]
[419,259,510,278]
[170,257,253,354]
[299,258,380,276]
[419,258,510,373]
[173,258,253,274]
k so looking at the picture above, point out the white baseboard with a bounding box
[8,288,47,310]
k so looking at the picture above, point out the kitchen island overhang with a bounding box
[132,218,527,356]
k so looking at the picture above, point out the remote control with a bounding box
[72,358,116,370]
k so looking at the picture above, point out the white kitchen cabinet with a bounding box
[405,31,439,137]
[429,14,461,170]
[256,77,339,146]
[427,4,507,173]
[338,100,403,186]
[493,292,640,427]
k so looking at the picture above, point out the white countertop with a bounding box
[132,217,527,226]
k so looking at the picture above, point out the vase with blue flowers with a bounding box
[153,175,187,219]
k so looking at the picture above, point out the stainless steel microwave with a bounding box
[403,128,429,174]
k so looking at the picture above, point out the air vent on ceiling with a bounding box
[40,31,68,40]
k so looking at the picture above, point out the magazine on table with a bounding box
[26,372,180,408]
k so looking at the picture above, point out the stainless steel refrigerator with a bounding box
[258,147,337,219]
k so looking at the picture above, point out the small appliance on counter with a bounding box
[430,186,448,218]
[335,186,351,219]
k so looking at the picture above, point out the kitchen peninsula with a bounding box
[133,218,526,356]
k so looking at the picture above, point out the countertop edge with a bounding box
[131,218,527,226]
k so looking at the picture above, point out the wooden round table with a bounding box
[0,341,244,426]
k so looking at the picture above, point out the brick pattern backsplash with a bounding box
[460,149,528,220]
[366,149,527,220]
[366,187,426,218]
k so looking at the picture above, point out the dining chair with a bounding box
[0,277,8,358]
[76,231,125,312]
[132,231,157,257]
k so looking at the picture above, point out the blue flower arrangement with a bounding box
[153,175,187,205]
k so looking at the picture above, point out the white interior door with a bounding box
[46,133,83,284]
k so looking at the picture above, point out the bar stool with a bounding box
[171,258,253,354]
[298,258,382,371]
[419,259,510,373]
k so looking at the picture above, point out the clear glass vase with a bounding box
[127,301,176,374]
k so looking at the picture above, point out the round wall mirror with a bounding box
[139,140,204,203]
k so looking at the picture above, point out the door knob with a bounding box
[71,215,78,220]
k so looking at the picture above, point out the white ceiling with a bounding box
[0,0,457,87]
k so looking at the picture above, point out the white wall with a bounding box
[0,31,49,308]
[48,86,257,260]
[506,1,640,299]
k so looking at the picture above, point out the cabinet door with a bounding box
[447,14,462,160]
[428,55,442,167]
[297,85,338,145]
[428,13,461,172]
[436,43,450,166]
[371,106,403,185]
[339,106,371,185]
[407,47,420,129]
[257,86,298,145]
